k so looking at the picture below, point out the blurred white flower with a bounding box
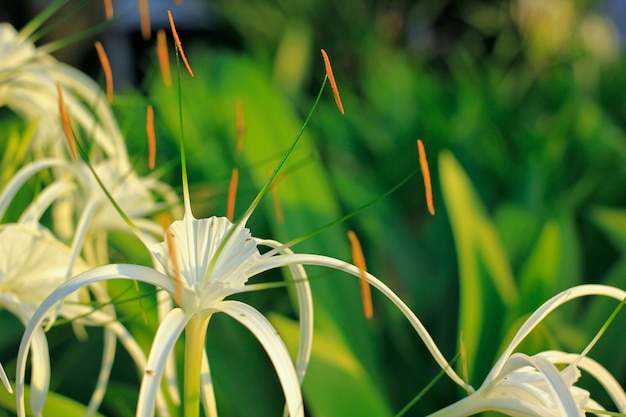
[0,23,127,161]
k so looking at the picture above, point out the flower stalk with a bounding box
[184,314,212,417]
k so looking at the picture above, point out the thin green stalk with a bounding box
[203,76,329,282]
[184,315,211,417]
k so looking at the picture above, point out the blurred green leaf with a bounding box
[271,313,393,417]
[439,150,518,383]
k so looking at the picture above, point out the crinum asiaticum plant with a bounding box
[13,37,472,415]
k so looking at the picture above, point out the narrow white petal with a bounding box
[543,351,626,413]
[28,328,51,417]
[486,285,626,384]
[0,159,78,220]
[137,308,190,417]
[248,253,468,390]
[16,264,174,416]
[257,239,313,384]
[209,300,304,417]
[200,351,217,417]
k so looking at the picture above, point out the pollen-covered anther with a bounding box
[56,82,77,160]
[347,230,373,319]
[103,0,113,19]
[320,48,345,115]
[139,0,151,40]
[156,29,172,86]
[269,171,284,224]
[227,168,239,221]
[146,105,156,169]
[417,139,435,215]
[94,41,113,103]
[235,99,245,153]
[167,10,194,77]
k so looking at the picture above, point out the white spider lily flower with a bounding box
[0,156,177,259]
[429,284,626,417]
[15,205,476,417]
[0,221,171,417]
[0,23,127,160]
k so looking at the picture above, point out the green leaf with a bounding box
[439,150,518,383]
[0,384,105,417]
[271,313,393,417]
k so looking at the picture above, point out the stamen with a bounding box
[347,230,373,319]
[417,139,435,215]
[139,0,151,41]
[227,168,239,221]
[94,41,114,103]
[320,49,345,115]
[167,10,194,77]
[270,171,284,224]
[56,82,77,160]
[166,228,183,306]
[146,105,156,169]
[459,331,471,394]
[235,99,245,153]
[156,29,172,86]
[103,0,113,19]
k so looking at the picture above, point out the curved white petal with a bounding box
[18,180,75,225]
[28,327,51,417]
[137,308,190,417]
[497,353,581,416]
[256,239,313,385]
[200,350,217,417]
[542,351,626,413]
[209,300,304,417]
[0,158,78,220]
[16,264,174,417]
[0,363,11,393]
[63,303,172,417]
[247,253,468,390]
[486,285,626,384]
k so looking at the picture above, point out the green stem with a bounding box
[184,314,211,417]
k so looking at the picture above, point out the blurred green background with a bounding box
[1,0,626,415]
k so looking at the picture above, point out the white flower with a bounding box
[15,201,475,416]
[429,285,626,417]
[0,23,126,160]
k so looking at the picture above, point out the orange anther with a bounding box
[417,139,435,215]
[347,230,373,319]
[103,0,113,19]
[156,29,172,87]
[226,168,239,221]
[94,41,113,103]
[270,172,284,224]
[139,0,151,40]
[167,10,194,77]
[320,49,344,115]
[146,105,156,169]
[235,99,245,154]
[56,82,77,160]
